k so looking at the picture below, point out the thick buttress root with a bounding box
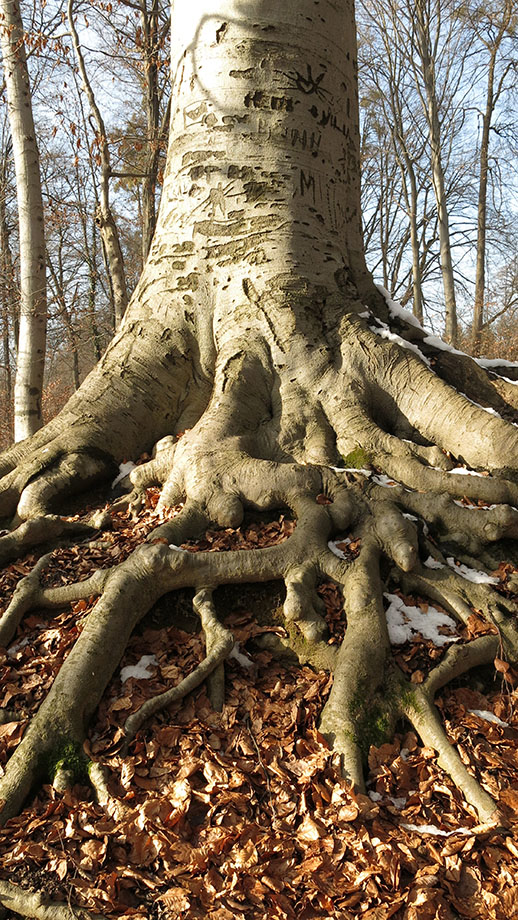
[1,305,518,880]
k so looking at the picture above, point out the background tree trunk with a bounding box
[68,0,129,329]
[412,0,458,344]
[0,143,15,435]
[471,0,515,355]
[0,0,47,441]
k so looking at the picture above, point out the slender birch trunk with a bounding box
[68,0,128,328]
[471,77,492,356]
[413,0,457,345]
[0,147,15,421]
[471,1,515,355]
[141,0,161,262]
[87,217,102,362]
[0,0,46,440]
[406,160,424,323]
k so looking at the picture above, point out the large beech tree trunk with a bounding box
[3,4,518,911]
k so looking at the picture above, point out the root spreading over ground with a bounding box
[2,293,518,916]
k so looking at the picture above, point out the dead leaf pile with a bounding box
[181,516,295,554]
[317,582,347,643]
[1,501,518,917]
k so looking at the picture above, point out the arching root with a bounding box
[423,635,499,696]
[0,450,114,524]
[0,880,106,920]
[0,509,111,568]
[401,686,499,823]
[0,552,109,647]
[398,564,518,656]
[122,587,234,747]
[319,544,391,791]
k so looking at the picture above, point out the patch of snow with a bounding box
[480,406,500,417]
[468,709,509,727]
[403,513,418,522]
[488,373,518,386]
[358,310,371,319]
[424,556,444,570]
[402,823,472,837]
[111,461,136,489]
[328,538,351,560]
[332,467,371,477]
[477,357,518,369]
[422,333,467,358]
[377,285,424,330]
[449,467,485,477]
[371,473,398,487]
[453,500,498,510]
[368,791,406,809]
[229,642,254,670]
[446,558,499,585]
[370,321,431,367]
[168,544,186,552]
[120,654,158,683]
[384,592,459,647]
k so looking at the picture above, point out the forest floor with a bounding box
[1,481,518,920]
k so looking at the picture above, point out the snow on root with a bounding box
[112,461,136,489]
[384,593,459,647]
[445,558,499,585]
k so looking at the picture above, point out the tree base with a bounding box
[1,288,518,915]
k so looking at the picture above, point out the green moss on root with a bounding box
[46,741,89,783]
[349,687,397,761]
[342,447,374,470]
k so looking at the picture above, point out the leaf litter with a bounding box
[1,491,518,917]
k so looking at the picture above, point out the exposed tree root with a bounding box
[122,587,234,747]
[5,4,518,913]
[424,635,499,696]
[0,510,111,568]
[0,880,106,920]
[1,300,518,894]
[401,686,499,823]
[0,552,109,647]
